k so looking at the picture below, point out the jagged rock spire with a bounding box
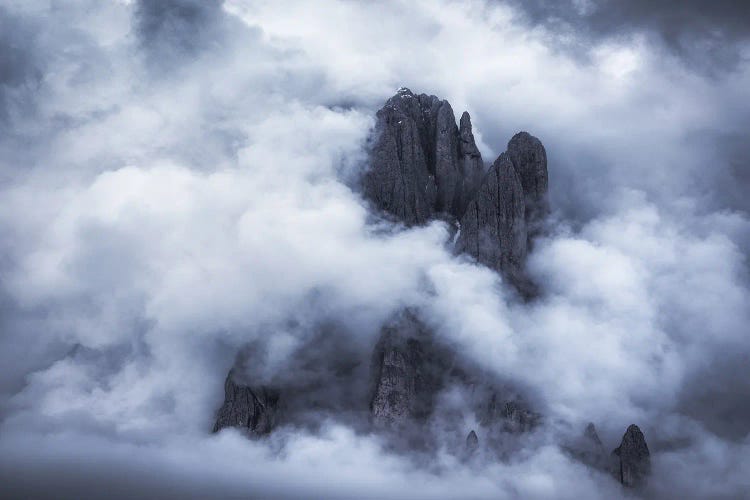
[364,89,548,294]
[612,424,651,488]
[363,88,487,224]
[364,89,437,225]
[456,152,527,284]
[457,112,485,216]
[507,131,549,243]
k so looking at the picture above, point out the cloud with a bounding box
[0,6,43,128]
[502,0,750,75]
[0,0,748,498]
[0,424,627,500]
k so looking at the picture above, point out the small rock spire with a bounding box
[466,429,479,452]
[612,424,651,488]
[506,131,549,244]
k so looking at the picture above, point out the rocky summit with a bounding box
[212,89,650,489]
[363,87,548,288]
[363,87,484,225]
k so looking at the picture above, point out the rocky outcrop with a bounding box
[456,153,527,283]
[565,422,652,487]
[457,112,485,216]
[363,89,435,225]
[369,310,444,426]
[507,131,549,242]
[363,88,489,224]
[432,100,462,215]
[213,370,278,435]
[612,424,651,488]
[364,89,549,293]
[363,89,436,224]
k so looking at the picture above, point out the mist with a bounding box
[0,1,749,498]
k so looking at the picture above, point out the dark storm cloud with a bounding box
[505,0,750,74]
[134,0,226,65]
[0,7,42,126]
[0,9,40,87]
[493,0,750,220]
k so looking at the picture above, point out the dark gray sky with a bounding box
[0,1,748,498]
[506,0,750,72]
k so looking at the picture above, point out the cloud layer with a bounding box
[0,1,748,498]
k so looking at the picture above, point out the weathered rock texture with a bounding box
[507,131,549,242]
[369,310,444,426]
[213,370,278,435]
[612,424,651,488]
[456,153,527,282]
[363,88,489,224]
[364,88,548,289]
[458,112,485,215]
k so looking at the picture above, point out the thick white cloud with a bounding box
[0,0,748,498]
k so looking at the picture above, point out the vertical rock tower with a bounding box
[612,424,651,487]
[363,88,548,288]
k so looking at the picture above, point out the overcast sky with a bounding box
[0,1,749,499]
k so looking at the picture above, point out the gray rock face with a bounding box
[364,89,549,293]
[432,100,462,215]
[507,132,549,240]
[456,153,527,281]
[457,112,485,216]
[213,370,278,435]
[369,310,443,426]
[364,88,487,224]
[363,88,437,225]
[612,424,651,488]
